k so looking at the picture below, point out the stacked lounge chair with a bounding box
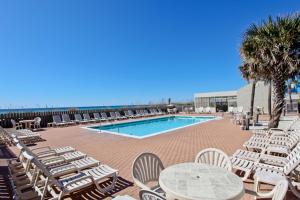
[8,138,119,200]
[1,126,43,145]
[230,116,300,198]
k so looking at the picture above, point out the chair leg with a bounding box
[98,174,118,193]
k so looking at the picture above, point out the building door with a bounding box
[215,97,228,112]
[216,102,228,112]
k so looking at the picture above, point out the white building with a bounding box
[194,81,273,113]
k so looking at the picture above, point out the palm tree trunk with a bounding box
[250,81,256,117]
[268,76,286,128]
[268,81,272,119]
[288,82,293,111]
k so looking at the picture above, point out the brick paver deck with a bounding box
[8,115,298,199]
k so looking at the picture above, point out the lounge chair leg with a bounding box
[98,174,118,194]
[289,180,300,199]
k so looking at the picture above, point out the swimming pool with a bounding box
[86,116,217,139]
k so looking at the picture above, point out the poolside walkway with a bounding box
[8,115,298,199]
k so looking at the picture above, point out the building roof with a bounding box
[194,90,237,98]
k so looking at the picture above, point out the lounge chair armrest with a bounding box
[254,163,284,173]
[36,149,56,155]
[31,146,51,152]
[7,158,19,164]
[36,150,56,158]
[63,174,94,187]
[259,155,287,166]
[42,156,66,166]
[269,128,284,131]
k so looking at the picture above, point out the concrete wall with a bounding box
[237,81,272,114]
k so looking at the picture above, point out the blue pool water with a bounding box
[88,116,216,138]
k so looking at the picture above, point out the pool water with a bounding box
[87,116,216,139]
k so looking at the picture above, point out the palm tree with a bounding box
[240,14,300,128]
[268,81,272,119]
[249,81,256,117]
[239,64,257,117]
[287,80,293,111]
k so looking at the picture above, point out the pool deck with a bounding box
[6,114,299,199]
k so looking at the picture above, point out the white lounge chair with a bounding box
[74,114,89,124]
[115,111,127,119]
[101,112,113,121]
[36,161,118,200]
[83,113,96,123]
[195,148,232,171]
[157,108,165,115]
[124,111,133,118]
[237,106,244,113]
[232,143,300,185]
[52,115,68,127]
[253,143,300,198]
[61,114,76,126]
[128,110,139,118]
[204,107,211,113]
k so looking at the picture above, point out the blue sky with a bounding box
[0,1,299,108]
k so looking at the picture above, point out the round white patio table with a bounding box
[159,162,244,200]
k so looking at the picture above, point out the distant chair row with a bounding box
[228,106,244,114]
[51,108,166,127]
[196,107,215,113]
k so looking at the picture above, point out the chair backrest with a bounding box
[83,113,91,120]
[128,110,134,115]
[11,119,17,127]
[139,189,166,200]
[284,143,300,174]
[101,112,108,118]
[238,106,243,113]
[34,117,41,124]
[94,113,100,119]
[74,114,83,121]
[110,112,116,118]
[132,152,164,187]
[195,148,232,171]
[232,107,238,113]
[62,114,71,122]
[272,180,289,200]
[124,111,129,116]
[53,115,62,123]
[115,112,121,117]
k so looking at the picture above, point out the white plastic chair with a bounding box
[31,117,41,129]
[11,119,22,130]
[139,189,166,200]
[132,153,165,194]
[195,148,232,171]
